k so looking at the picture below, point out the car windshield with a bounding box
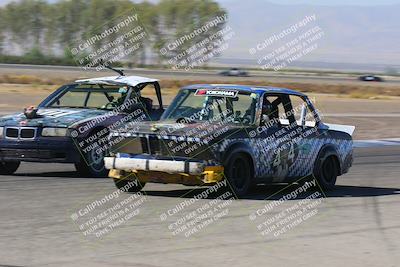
[162,89,258,125]
[44,84,130,110]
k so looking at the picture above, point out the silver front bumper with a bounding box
[104,157,205,175]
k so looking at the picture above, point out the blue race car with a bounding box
[0,73,164,177]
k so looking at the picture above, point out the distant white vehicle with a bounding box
[359,74,383,82]
[219,68,249,77]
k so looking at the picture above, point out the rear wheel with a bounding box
[225,153,253,197]
[314,155,338,190]
[113,178,145,193]
[0,161,20,175]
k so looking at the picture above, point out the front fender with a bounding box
[69,114,125,138]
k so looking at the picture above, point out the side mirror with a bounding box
[300,104,307,127]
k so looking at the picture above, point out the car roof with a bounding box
[182,84,306,97]
[75,75,158,87]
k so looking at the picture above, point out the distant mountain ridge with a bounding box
[218,0,400,65]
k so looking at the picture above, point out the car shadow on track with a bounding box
[143,183,400,200]
[13,171,99,179]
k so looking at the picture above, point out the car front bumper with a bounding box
[0,137,80,163]
[105,155,225,185]
[104,156,206,175]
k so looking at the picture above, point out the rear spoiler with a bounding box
[319,123,355,136]
[278,118,355,136]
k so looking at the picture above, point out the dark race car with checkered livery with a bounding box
[105,84,354,196]
[0,75,164,177]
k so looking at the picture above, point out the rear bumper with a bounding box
[341,152,353,175]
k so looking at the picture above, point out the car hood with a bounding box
[113,120,244,140]
[0,108,109,128]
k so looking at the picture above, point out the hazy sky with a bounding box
[247,0,400,5]
[1,0,400,6]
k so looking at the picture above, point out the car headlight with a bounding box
[42,127,68,137]
[0,127,3,138]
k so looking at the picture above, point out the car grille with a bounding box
[5,127,37,140]
[140,136,162,154]
[140,137,149,154]
[6,128,18,138]
[139,135,211,159]
[148,135,161,155]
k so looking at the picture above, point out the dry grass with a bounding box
[347,92,391,100]
[0,74,69,85]
[1,75,399,99]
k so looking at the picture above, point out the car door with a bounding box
[255,93,300,182]
[286,94,321,180]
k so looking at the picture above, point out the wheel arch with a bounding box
[314,144,342,176]
[222,142,256,178]
[75,125,109,163]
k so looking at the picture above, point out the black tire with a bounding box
[75,129,109,178]
[113,178,145,193]
[0,161,20,175]
[314,155,338,190]
[75,147,108,178]
[225,153,253,197]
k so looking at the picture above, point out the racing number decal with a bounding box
[272,151,281,168]
[288,143,296,162]
[271,142,299,179]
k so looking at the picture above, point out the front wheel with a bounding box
[0,161,20,175]
[225,153,253,198]
[75,131,108,178]
[75,146,108,178]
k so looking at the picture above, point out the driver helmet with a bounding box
[262,99,273,116]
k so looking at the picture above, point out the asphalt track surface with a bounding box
[0,146,399,266]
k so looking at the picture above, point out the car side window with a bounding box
[86,91,121,108]
[261,94,290,127]
[129,83,165,120]
[289,95,317,127]
[134,83,160,110]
